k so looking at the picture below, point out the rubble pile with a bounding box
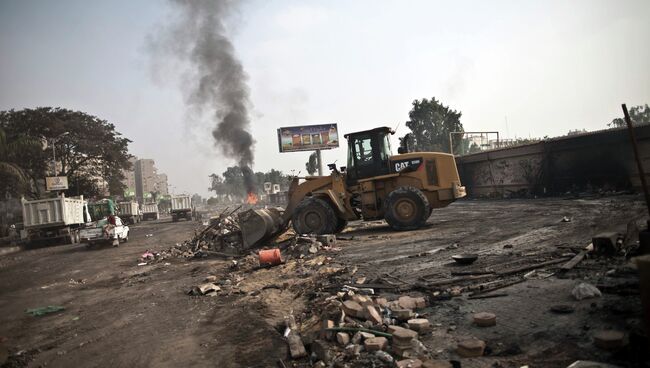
[283,291,455,367]
[158,213,246,259]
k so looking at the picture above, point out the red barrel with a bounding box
[259,248,282,266]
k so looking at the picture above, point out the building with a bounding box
[155,174,169,195]
[121,158,169,202]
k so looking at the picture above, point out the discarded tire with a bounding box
[384,186,430,231]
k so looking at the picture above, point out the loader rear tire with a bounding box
[292,197,337,235]
[384,186,430,231]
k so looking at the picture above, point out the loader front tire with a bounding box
[334,217,348,233]
[292,197,337,235]
[384,186,430,231]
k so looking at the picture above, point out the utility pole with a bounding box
[316,149,323,176]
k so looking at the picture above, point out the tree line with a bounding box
[209,167,291,200]
[0,107,132,199]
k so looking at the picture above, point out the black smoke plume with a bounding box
[152,0,256,193]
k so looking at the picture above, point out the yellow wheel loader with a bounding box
[241,127,466,247]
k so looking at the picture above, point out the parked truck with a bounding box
[170,195,193,222]
[141,203,160,221]
[117,201,141,224]
[21,194,88,245]
[87,199,115,221]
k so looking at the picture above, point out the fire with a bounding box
[246,192,258,205]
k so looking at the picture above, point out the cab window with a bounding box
[354,137,373,164]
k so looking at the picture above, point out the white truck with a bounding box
[79,215,130,247]
[21,194,88,245]
[141,203,160,221]
[117,201,141,224]
[170,195,193,222]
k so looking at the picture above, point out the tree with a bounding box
[400,97,464,154]
[609,104,650,127]
[0,127,42,197]
[0,108,132,198]
[305,152,318,175]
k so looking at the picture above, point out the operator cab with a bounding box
[344,127,394,185]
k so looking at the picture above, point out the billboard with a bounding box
[277,124,339,153]
[45,176,68,191]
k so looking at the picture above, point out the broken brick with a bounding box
[472,312,496,327]
[364,305,383,324]
[396,358,423,368]
[336,332,350,346]
[407,318,432,333]
[364,336,388,351]
[311,339,332,363]
[456,339,486,357]
[392,327,418,345]
[375,297,389,307]
[352,294,374,308]
[414,297,427,308]
[342,300,364,318]
[422,360,453,368]
[392,308,413,321]
[398,296,418,309]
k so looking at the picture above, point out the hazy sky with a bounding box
[1,0,649,196]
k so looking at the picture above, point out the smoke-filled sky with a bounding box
[1,0,649,197]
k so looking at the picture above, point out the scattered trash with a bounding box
[572,282,602,300]
[188,283,221,296]
[137,262,148,266]
[140,250,154,260]
[561,216,572,222]
[258,248,282,266]
[145,234,154,238]
[26,305,65,316]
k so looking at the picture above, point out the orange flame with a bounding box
[246,192,258,205]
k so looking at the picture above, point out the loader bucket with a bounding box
[238,207,285,249]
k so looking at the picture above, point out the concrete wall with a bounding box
[456,124,650,197]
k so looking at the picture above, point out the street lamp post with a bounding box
[49,132,69,176]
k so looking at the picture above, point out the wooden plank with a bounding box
[560,250,587,270]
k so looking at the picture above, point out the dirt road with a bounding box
[0,196,646,367]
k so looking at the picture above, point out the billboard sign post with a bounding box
[45,176,69,191]
[277,124,339,175]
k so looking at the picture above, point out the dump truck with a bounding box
[171,195,193,222]
[240,127,466,247]
[21,194,88,245]
[87,199,115,221]
[117,201,141,224]
[141,203,160,221]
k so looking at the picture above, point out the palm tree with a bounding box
[0,127,40,192]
